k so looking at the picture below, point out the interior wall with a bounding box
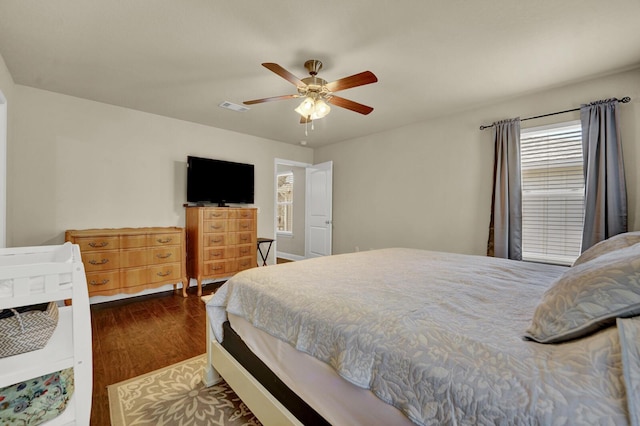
[7,85,313,248]
[276,164,306,258]
[0,53,14,249]
[315,67,640,256]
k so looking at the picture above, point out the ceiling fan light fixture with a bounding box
[294,96,316,117]
[310,99,331,120]
[295,95,331,121]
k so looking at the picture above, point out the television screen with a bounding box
[187,156,254,205]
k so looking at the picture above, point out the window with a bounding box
[277,172,294,234]
[520,121,584,265]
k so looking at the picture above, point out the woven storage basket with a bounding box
[0,302,59,358]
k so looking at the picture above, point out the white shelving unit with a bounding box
[0,242,92,425]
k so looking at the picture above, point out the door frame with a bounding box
[0,90,6,248]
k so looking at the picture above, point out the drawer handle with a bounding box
[157,238,172,244]
[210,225,222,230]
[240,248,249,255]
[212,213,222,217]
[89,259,109,265]
[212,238,223,243]
[240,261,250,266]
[88,241,109,248]
[241,223,249,229]
[157,270,172,277]
[156,253,172,259]
[213,265,223,271]
[89,279,110,286]
[213,252,222,257]
[240,236,249,242]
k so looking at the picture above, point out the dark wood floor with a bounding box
[89,283,221,426]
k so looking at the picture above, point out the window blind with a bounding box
[521,122,584,265]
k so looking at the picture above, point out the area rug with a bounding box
[108,354,262,425]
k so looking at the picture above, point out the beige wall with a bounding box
[7,85,313,248]
[315,67,640,256]
[0,53,13,101]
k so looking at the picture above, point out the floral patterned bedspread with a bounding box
[207,248,635,425]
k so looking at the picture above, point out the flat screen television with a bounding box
[187,156,254,206]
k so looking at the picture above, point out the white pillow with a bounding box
[573,231,640,266]
[525,242,640,344]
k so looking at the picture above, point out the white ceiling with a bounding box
[1,1,639,147]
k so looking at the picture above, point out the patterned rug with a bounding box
[108,354,262,426]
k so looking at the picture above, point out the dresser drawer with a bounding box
[148,263,182,283]
[229,219,254,232]
[237,219,254,232]
[236,257,254,272]
[239,209,254,219]
[86,271,120,292]
[76,236,119,252]
[204,209,228,220]
[205,233,228,247]
[230,209,254,220]
[231,232,254,245]
[120,249,149,268]
[150,246,181,265]
[204,260,233,277]
[236,244,253,258]
[148,233,180,247]
[203,220,227,233]
[204,247,234,261]
[121,267,147,286]
[120,234,148,249]
[82,251,119,272]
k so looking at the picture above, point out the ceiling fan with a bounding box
[244,60,378,123]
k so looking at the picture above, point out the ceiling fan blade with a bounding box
[328,95,374,115]
[262,63,305,87]
[243,94,298,105]
[325,71,378,92]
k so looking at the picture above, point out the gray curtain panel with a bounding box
[580,99,628,252]
[487,118,522,260]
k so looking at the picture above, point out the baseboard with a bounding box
[276,252,306,262]
[89,277,225,305]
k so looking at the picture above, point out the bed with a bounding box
[204,239,640,425]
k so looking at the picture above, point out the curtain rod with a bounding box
[479,96,631,130]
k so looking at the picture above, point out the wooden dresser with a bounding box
[185,206,257,296]
[65,227,188,297]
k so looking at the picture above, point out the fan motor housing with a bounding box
[304,60,323,76]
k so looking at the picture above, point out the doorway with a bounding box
[274,159,333,263]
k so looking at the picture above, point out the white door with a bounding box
[305,161,333,258]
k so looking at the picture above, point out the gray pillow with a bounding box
[525,242,640,344]
[573,231,640,266]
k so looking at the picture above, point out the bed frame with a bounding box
[202,295,304,426]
